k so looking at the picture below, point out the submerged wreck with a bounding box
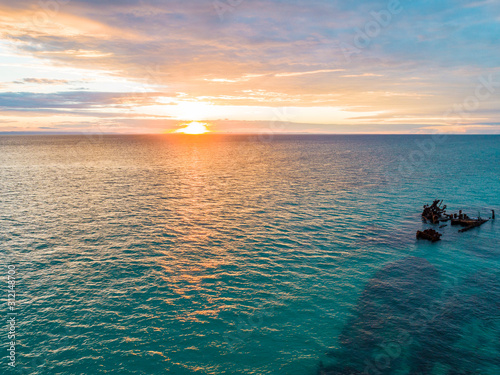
[422,200,448,223]
[448,209,490,232]
[416,229,442,242]
[453,217,489,233]
[417,200,494,241]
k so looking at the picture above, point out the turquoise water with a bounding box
[0,134,499,375]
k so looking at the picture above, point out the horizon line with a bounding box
[1,132,499,136]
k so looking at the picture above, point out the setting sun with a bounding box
[174,121,211,134]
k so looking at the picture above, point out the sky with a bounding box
[0,0,500,134]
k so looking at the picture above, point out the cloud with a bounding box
[417,124,500,134]
[275,69,345,77]
[0,0,499,132]
[341,73,383,78]
[14,78,69,84]
[0,91,176,116]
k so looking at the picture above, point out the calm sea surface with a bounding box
[0,134,499,375]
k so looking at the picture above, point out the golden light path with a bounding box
[174,121,211,134]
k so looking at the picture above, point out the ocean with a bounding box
[0,134,499,375]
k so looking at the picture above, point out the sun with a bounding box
[174,121,211,134]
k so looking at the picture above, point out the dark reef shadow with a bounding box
[319,258,500,375]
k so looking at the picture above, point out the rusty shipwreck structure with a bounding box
[417,200,494,242]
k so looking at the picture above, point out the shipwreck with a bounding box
[418,200,494,241]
